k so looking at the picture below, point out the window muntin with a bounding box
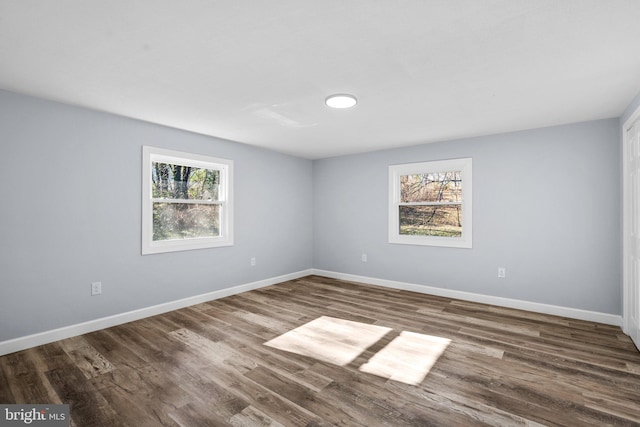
[142,146,233,254]
[389,158,472,248]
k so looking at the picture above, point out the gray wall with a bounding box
[0,90,313,341]
[313,119,621,315]
[0,88,626,343]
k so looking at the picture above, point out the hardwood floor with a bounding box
[1,275,640,426]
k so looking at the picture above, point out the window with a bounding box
[142,146,233,254]
[389,158,472,248]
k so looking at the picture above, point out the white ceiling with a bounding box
[1,1,639,159]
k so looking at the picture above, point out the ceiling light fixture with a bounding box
[325,94,357,109]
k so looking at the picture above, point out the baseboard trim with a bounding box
[0,269,313,356]
[311,269,623,327]
[1,268,622,356]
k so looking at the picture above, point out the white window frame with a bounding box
[142,146,233,254]
[388,158,472,248]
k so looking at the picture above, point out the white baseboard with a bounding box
[1,268,623,356]
[311,269,623,327]
[0,269,313,356]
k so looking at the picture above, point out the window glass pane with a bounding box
[153,203,220,241]
[152,162,220,200]
[399,205,462,237]
[400,171,461,203]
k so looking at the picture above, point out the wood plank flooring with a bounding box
[1,275,640,426]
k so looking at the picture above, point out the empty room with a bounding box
[1,1,640,426]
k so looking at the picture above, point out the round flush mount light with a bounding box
[325,94,358,109]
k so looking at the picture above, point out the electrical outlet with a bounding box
[91,281,102,296]
[250,257,256,267]
[361,254,367,262]
[498,268,506,278]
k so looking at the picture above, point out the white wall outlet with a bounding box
[362,254,367,262]
[498,268,506,278]
[91,281,102,296]
[250,257,256,267]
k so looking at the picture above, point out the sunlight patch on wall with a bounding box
[359,331,450,385]
[264,316,392,366]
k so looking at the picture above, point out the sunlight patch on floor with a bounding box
[359,331,451,385]
[264,316,451,385]
[264,316,392,366]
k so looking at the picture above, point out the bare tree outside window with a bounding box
[389,158,471,248]
[142,146,233,254]
[151,162,221,241]
[399,171,462,237]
